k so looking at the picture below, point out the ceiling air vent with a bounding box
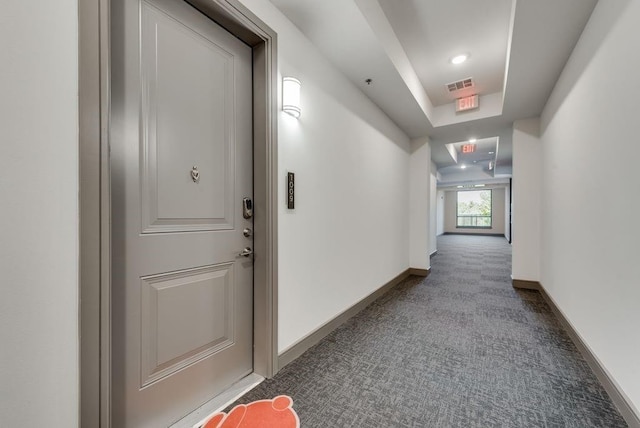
[446,77,474,92]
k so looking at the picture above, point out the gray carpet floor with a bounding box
[232,235,626,427]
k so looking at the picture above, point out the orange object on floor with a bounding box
[202,395,300,428]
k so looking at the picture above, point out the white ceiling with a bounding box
[438,137,500,183]
[378,0,512,106]
[446,137,498,168]
[269,0,599,177]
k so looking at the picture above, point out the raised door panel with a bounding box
[140,263,235,388]
[141,1,235,233]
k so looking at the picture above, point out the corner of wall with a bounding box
[409,137,431,270]
[511,117,541,282]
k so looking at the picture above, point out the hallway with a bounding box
[233,235,625,427]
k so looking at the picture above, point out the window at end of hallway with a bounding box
[457,190,492,228]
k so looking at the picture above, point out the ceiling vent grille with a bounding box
[446,77,474,92]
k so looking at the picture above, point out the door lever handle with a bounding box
[239,247,253,257]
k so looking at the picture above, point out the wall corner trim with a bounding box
[277,268,413,370]
[512,279,541,290]
[409,268,430,277]
[537,284,640,428]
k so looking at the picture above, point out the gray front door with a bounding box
[111,0,253,425]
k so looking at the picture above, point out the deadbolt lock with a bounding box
[242,197,253,219]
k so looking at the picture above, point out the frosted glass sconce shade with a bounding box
[282,77,301,118]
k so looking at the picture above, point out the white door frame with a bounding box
[79,0,279,425]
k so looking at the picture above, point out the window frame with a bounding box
[456,189,493,229]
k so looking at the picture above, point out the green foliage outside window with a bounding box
[457,190,492,228]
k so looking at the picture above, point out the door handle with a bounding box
[239,247,253,257]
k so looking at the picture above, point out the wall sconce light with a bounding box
[282,77,301,118]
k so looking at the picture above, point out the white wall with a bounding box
[0,1,79,426]
[238,0,412,353]
[540,0,640,415]
[436,190,445,236]
[443,187,506,235]
[429,163,437,255]
[512,119,541,282]
[409,138,431,270]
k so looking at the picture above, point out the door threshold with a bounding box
[170,373,264,428]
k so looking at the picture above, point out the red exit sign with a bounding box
[462,144,476,154]
[456,94,479,112]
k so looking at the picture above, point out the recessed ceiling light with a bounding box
[488,151,495,154]
[451,54,468,65]
[461,164,467,169]
[469,138,477,143]
[457,185,463,188]
[474,184,485,187]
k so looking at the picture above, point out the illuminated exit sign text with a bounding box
[462,144,476,154]
[456,94,479,112]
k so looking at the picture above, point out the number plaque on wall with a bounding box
[287,172,295,209]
